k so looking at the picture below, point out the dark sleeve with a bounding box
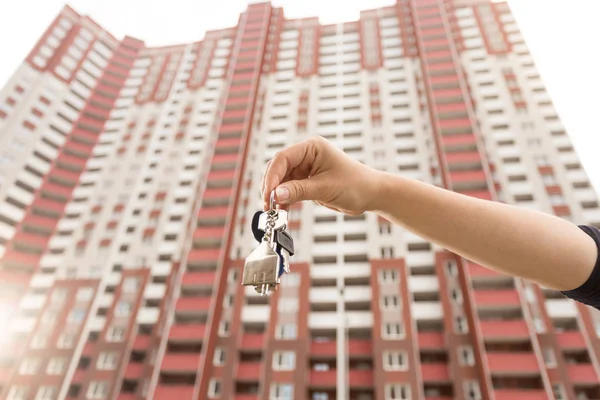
[561,225,600,310]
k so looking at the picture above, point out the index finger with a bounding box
[262,138,318,206]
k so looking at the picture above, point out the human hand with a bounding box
[261,136,383,215]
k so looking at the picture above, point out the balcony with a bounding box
[32,197,65,218]
[310,370,336,388]
[474,290,521,308]
[153,385,194,398]
[198,206,229,226]
[40,181,72,202]
[169,324,205,342]
[0,271,31,287]
[182,271,215,288]
[187,248,220,269]
[438,117,472,137]
[421,363,450,382]
[124,363,144,379]
[348,340,372,357]
[219,122,244,136]
[161,353,200,372]
[556,332,586,349]
[50,168,80,186]
[450,170,488,192]
[418,333,444,349]
[568,364,598,384]
[215,138,242,154]
[56,153,86,170]
[226,95,251,107]
[193,225,225,244]
[445,151,482,171]
[348,370,373,387]
[480,320,529,340]
[494,390,548,400]
[207,170,236,187]
[11,231,49,252]
[71,128,98,145]
[237,362,261,381]
[64,140,93,158]
[176,297,211,313]
[310,340,336,357]
[211,154,238,170]
[436,101,467,117]
[487,353,540,375]
[222,109,248,121]
[432,88,463,104]
[1,250,40,272]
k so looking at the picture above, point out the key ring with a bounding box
[270,190,276,211]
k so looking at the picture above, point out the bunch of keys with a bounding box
[242,191,295,296]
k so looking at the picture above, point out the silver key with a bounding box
[280,247,291,274]
[242,241,279,295]
[243,192,281,296]
[258,209,288,231]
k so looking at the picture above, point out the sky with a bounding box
[0,0,599,190]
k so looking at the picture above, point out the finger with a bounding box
[275,175,326,205]
[261,159,272,199]
[262,138,319,206]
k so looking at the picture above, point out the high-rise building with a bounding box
[0,1,599,399]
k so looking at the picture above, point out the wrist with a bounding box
[365,170,402,213]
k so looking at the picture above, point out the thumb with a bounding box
[275,178,324,205]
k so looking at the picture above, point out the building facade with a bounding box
[0,1,599,399]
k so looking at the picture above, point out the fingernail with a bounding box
[276,186,290,201]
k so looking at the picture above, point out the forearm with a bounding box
[371,172,596,291]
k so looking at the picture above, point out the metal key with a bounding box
[242,192,281,296]
[274,229,294,256]
[258,209,288,231]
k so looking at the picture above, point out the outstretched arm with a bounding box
[262,136,597,292]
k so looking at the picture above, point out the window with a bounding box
[218,320,230,337]
[214,347,226,366]
[382,322,405,339]
[208,379,221,398]
[379,222,392,234]
[57,332,76,349]
[270,383,294,400]
[19,358,40,375]
[30,334,48,349]
[464,380,482,400]
[275,323,297,340]
[281,273,300,287]
[543,347,556,367]
[454,316,468,333]
[459,346,475,366]
[385,384,410,400]
[96,352,118,370]
[381,295,400,310]
[51,288,68,304]
[106,326,125,342]
[227,269,238,283]
[445,260,458,277]
[123,277,140,293]
[47,357,67,375]
[6,386,28,400]
[87,381,109,399]
[68,308,87,324]
[553,384,566,400]
[35,386,56,400]
[76,287,94,302]
[381,246,394,259]
[115,301,132,317]
[379,269,398,284]
[383,351,408,371]
[278,298,299,313]
[273,351,296,371]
